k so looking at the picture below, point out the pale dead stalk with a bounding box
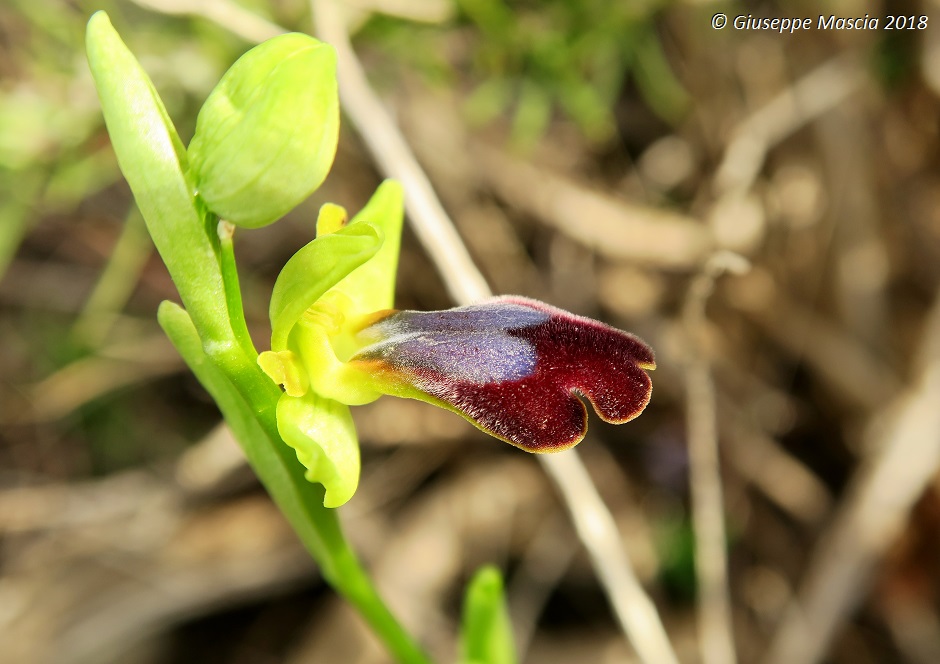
[308,1,679,660]
[718,403,832,528]
[762,288,940,664]
[683,251,749,664]
[714,55,865,198]
[708,56,865,259]
[538,451,680,664]
[131,0,283,41]
[473,144,712,270]
[309,0,489,306]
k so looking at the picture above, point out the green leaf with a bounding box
[269,222,381,350]
[159,301,433,664]
[189,33,339,228]
[86,12,230,345]
[157,301,344,562]
[509,80,552,151]
[330,180,405,315]
[0,168,42,280]
[276,391,360,508]
[633,27,689,125]
[460,566,517,664]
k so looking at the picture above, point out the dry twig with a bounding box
[308,1,679,661]
[683,252,749,664]
[718,400,832,528]
[473,144,713,270]
[714,56,865,198]
[762,288,940,664]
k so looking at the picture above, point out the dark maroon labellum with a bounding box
[353,297,655,452]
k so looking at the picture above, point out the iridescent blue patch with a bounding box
[355,302,548,384]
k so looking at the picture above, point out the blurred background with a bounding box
[2,0,940,662]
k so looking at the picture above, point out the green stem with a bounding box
[87,16,429,661]
[224,356,433,664]
[217,219,259,358]
[327,537,436,664]
[160,305,433,664]
[259,406,433,664]
[72,207,151,347]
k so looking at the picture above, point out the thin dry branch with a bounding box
[714,56,866,198]
[708,55,866,258]
[719,399,832,527]
[131,0,283,41]
[538,450,680,664]
[310,0,489,306]
[683,252,749,664]
[308,1,679,661]
[474,144,713,270]
[762,287,940,664]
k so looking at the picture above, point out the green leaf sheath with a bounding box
[460,567,517,664]
[159,302,432,664]
[90,13,431,662]
[218,222,259,358]
[158,302,338,556]
[85,12,230,346]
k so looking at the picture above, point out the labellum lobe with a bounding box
[352,297,655,452]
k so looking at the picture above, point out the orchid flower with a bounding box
[258,181,656,507]
[86,16,537,658]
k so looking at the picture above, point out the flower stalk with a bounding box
[87,10,655,664]
[86,13,430,663]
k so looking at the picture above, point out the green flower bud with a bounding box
[188,33,339,228]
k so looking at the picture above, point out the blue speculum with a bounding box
[352,296,656,452]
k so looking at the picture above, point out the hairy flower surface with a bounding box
[352,297,655,452]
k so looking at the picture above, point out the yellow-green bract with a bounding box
[188,33,339,228]
[259,181,405,507]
